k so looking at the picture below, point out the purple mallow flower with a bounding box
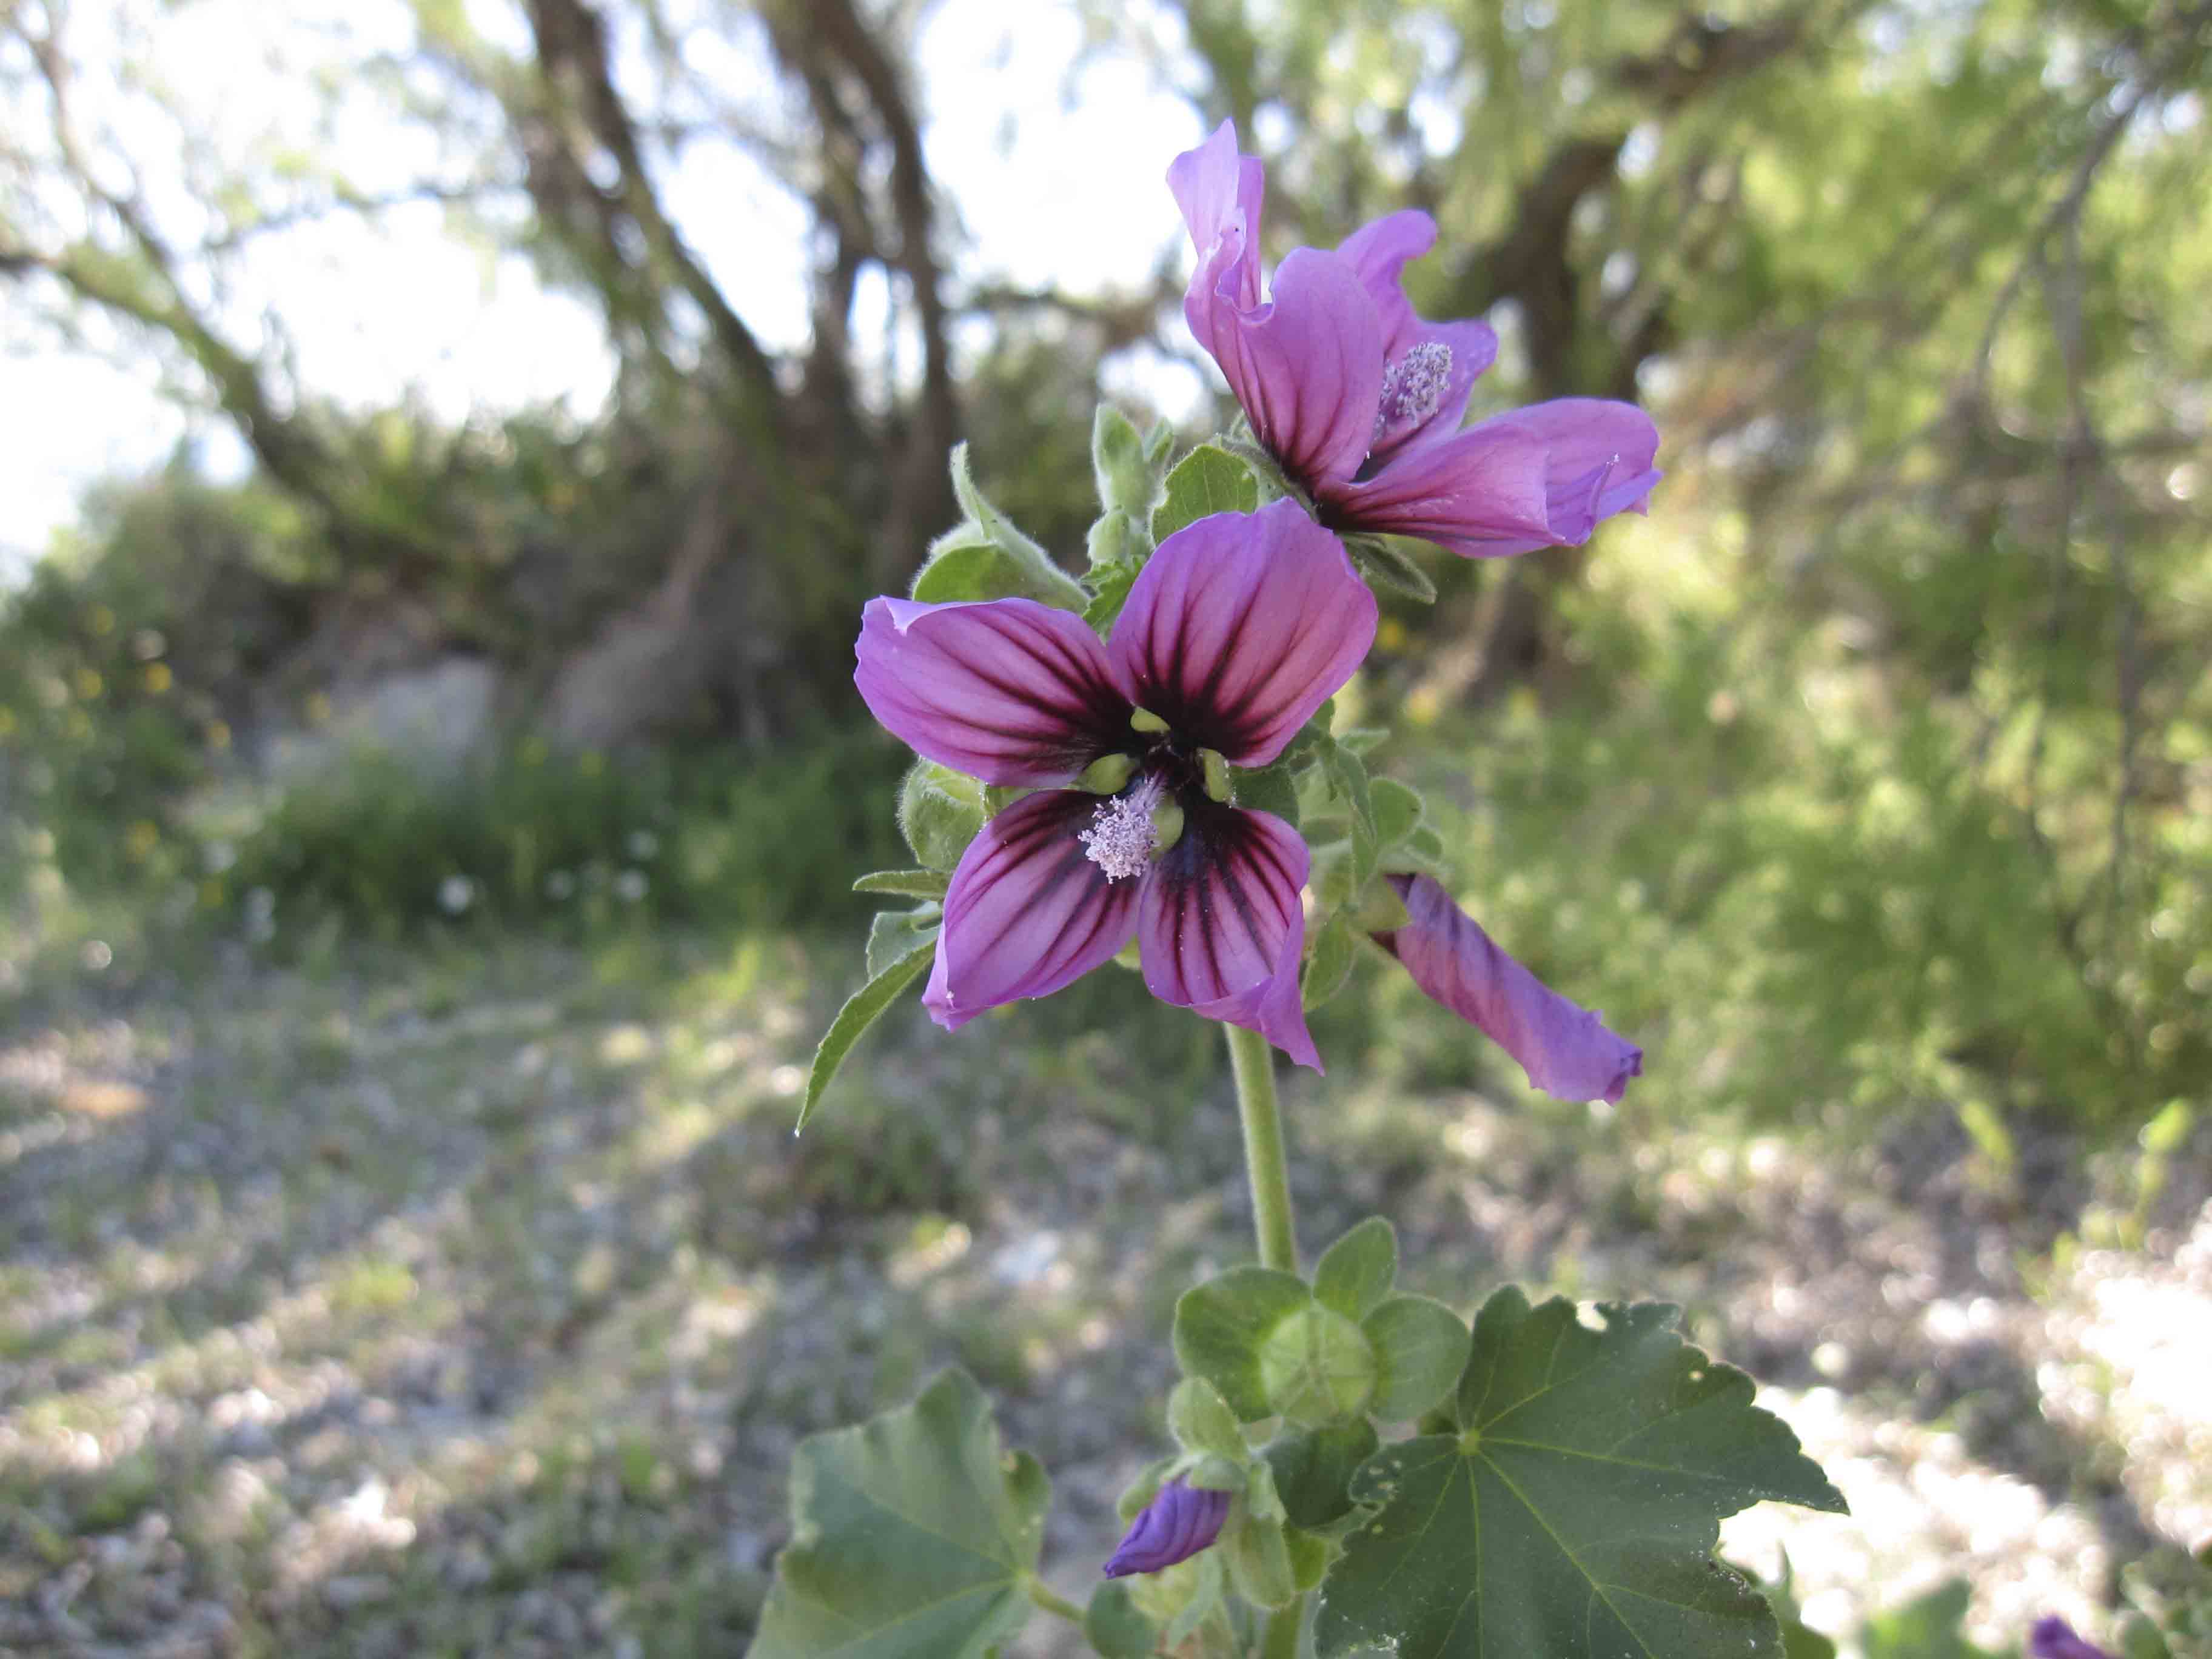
[1168,121,1661,560]
[2031,1619,2115,1659]
[854,500,1378,1071]
[1104,1478,1232,1578]
[1372,874,1642,1104]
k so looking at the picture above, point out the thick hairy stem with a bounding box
[1225,1024,1298,1273]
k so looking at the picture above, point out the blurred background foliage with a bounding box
[1,0,2207,1152]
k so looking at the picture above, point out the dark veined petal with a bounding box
[1335,207,1437,360]
[855,596,1130,786]
[1102,1479,1232,1578]
[1395,398,1660,559]
[1318,420,1555,554]
[1374,874,1641,1103]
[1188,246,1385,489]
[1107,501,1375,769]
[1167,118,1265,313]
[922,790,1141,1030]
[1366,318,1501,467]
[1138,805,1321,1071]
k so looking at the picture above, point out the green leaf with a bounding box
[749,1369,1049,1659]
[797,941,933,1131]
[1116,1454,1177,1521]
[911,443,1087,611]
[1092,405,1158,518]
[1082,556,1142,637]
[1362,1295,1470,1422]
[1314,1287,1847,1659]
[1085,507,1148,574]
[1172,1267,1314,1420]
[1085,1580,1160,1659]
[1320,741,1378,890]
[1313,1217,1398,1321]
[1143,417,1176,465]
[1287,1526,1332,1592]
[1349,876,1413,934]
[866,906,940,980]
[1343,533,1438,603]
[1369,777,1424,849]
[1302,911,1358,1010]
[1264,1419,1380,1530]
[1222,1507,1298,1611]
[852,868,951,900]
[1150,443,1261,543]
[1168,1377,1247,1461]
[899,760,985,871]
[1161,1550,1228,1650]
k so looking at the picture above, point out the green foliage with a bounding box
[1313,1286,1846,1659]
[748,1368,1049,1658]
[1150,443,1261,545]
[911,444,1089,611]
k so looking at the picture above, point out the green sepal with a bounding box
[1186,1452,1248,1492]
[1172,1267,1314,1421]
[1159,1550,1228,1651]
[1401,822,1448,874]
[1222,1505,1298,1612]
[1085,1580,1161,1659]
[1342,532,1438,603]
[851,868,951,900]
[899,761,985,871]
[1264,1418,1381,1530]
[1369,777,1424,849]
[911,443,1087,611]
[1336,727,1389,756]
[1143,417,1175,466]
[1362,1295,1472,1423]
[796,940,933,1131]
[1349,876,1413,935]
[1085,506,1150,575]
[1116,1453,1178,1522]
[1092,404,1161,519]
[1313,1217,1398,1322]
[1218,437,1301,506]
[1168,1377,1247,1461]
[1151,443,1261,543]
[1258,1303,1378,1426]
[1286,1526,1333,1592]
[748,1369,1048,1658]
[1232,757,1302,826]
[1302,911,1358,1010]
[866,905,941,980]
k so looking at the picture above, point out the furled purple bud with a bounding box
[2030,1619,2114,1659]
[1102,1477,1232,1578]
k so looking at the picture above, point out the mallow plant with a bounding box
[749,122,1844,1659]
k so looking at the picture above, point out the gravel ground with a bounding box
[1,931,2205,1657]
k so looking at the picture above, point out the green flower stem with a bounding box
[1225,1023,1298,1273]
[1025,1575,1084,1623]
[1262,1598,1306,1659]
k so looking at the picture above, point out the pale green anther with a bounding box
[1150,799,1185,855]
[1130,706,1170,734]
[1200,748,1233,803]
[1075,752,1137,794]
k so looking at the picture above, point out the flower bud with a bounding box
[1102,1478,1231,1578]
[1256,1304,1377,1424]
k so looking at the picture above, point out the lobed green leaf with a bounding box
[796,940,934,1132]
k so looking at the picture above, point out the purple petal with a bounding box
[855,596,1130,786]
[1188,246,1384,489]
[1375,875,1641,1103]
[1139,805,1321,1071]
[1107,501,1375,769]
[1103,1478,1232,1578]
[1167,119,1265,313]
[1324,398,1658,560]
[923,790,1140,1029]
[1335,208,1438,360]
[2031,1620,2115,1659]
[1367,319,1502,466]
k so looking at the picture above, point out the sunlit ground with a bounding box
[1,928,2205,1657]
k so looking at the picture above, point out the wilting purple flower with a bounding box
[1168,121,1661,560]
[2030,1619,2115,1659]
[1372,874,1641,1104]
[1104,1478,1232,1578]
[855,500,1378,1071]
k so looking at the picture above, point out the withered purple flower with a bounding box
[854,500,1378,1070]
[1373,874,1642,1104]
[1168,121,1661,560]
[1104,1478,1232,1578]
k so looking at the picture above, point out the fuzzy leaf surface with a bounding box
[1315,1287,1846,1659]
[1150,443,1261,543]
[797,941,933,1131]
[749,1369,1048,1658]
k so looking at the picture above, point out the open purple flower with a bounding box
[1372,874,1641,1104]
[1168,121,1661,560]
[1104,1478,1231,1578]
[2031,1620,2115,1659]
[854,500,1377,1071]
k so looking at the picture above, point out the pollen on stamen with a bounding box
[1079,779,1163,882]
[1375,340,1454,437]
